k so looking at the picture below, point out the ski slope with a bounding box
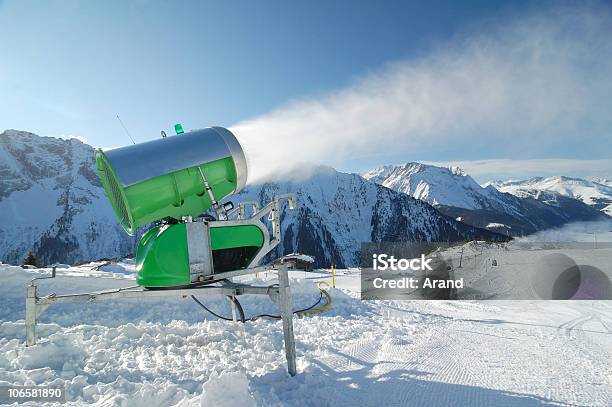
[0,263,610,406]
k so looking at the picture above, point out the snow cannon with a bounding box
[96,126,296,288]
[95,127,247,235]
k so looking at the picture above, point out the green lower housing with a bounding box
[136,223,265,288]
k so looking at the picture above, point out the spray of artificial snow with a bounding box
[232,4,612,184]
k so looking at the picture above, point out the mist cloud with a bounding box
[231,3,612,183]
[516,220,612,243]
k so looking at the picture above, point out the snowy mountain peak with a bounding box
[488,175,612,216]
[449,166,468,177]
[364,162,469,182]
[363,162,496,210]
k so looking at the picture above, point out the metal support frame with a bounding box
[186,221,214,280]
[184,193,297,281]
[25,264,298,376]
[278,268,297,376]
[208,193,296,269]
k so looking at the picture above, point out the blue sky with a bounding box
[1,0,610,181]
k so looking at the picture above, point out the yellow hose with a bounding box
[254,282,333,320]
[296,282,333,316]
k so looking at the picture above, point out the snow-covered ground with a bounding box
[0,262,610,406]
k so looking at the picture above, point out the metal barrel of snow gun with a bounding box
[95,126,248,235]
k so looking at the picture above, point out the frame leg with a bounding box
[228,295,238,322]
[25,285,37,346]
[278,269,297,376]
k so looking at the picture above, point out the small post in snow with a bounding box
[278,268,297,376]
[331,264,336,288]
[25,285,37,346]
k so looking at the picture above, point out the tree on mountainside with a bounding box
[21,252,41,268]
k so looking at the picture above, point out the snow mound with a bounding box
[199,372,256,407]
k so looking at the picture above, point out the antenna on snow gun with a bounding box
[115,114,136,145]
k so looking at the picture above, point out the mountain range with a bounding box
[0,130,500,267]
[485,176,612,216]
[363,163,609,236]
[232,165,503,267]
[0,130,135,266]
[1,130,608,267]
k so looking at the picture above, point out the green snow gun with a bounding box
[95,125,295,288]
